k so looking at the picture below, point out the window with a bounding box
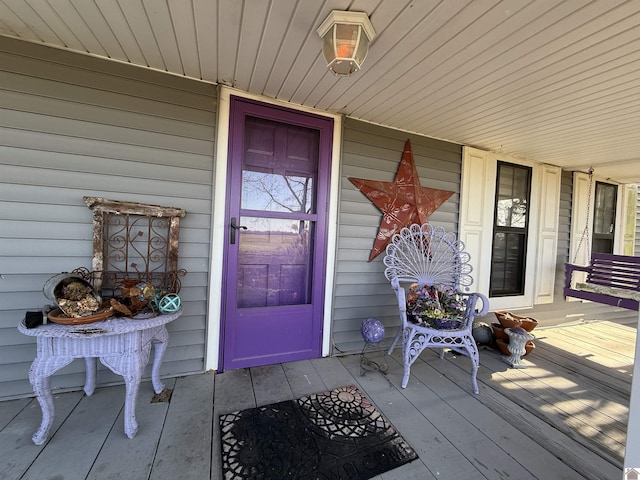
[592,181,617,254]
[490,162,532,297]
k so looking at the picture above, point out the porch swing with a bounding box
[563,168,640,310]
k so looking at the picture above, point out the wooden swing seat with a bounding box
[564,252,640,311]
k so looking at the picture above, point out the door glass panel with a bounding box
[237,217,313,308]
[242,117,317,214]
[236,116,320,309]
[241,170,313,213]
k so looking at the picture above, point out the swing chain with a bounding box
[572,167,594,264]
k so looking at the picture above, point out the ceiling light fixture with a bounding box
[316,10,376,76]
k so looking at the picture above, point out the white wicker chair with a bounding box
[384,223,489,394]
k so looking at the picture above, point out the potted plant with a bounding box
[406,283,466,329]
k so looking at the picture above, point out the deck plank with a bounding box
[282,359,327,397]
[521,347,629,420]
[482,350,624,464]
[430,348,623,479]
[431,351,621,479]
[211,367,257,480]
[86,379,176,480]
[473,360,620,479]
[384,352,576,480]
[0,316,634,480]
[311,355,358,390]
[537,327,634,370]
[150,373,214,480]
[251,363,292,406]
[579,320,637,343]
[0,392,83,480]
[532,339,631,395]
[0,397,30,430]
[212,367,256,414]
[483,352,627,440]
[21,386,125,480]
[341,354,467,479]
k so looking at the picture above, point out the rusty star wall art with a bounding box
[349,139,454,261]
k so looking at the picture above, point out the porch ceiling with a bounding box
[1,0,640,184]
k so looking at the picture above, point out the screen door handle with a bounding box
[230,217,247,244]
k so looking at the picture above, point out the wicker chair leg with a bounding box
[387,328,402,355]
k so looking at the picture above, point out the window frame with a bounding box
[489,161,533,297]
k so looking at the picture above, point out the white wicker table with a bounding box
[17,310,182,445]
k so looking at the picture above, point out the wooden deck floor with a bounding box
[1,318,635,480]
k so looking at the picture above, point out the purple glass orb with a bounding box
[361,318,385,343]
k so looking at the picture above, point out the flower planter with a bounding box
[491,322,508,340]
[495,311,538,332]
[494,312,537,359]
[432,317,464,330]
[410,315,463,330]
[496,338,535,356]
[407,283,466,330]
[519,317,538,332]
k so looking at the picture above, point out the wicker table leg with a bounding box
[84,357,97,395]
[101,350,148,439]
[28,355,74,445]
[150,326,169,394]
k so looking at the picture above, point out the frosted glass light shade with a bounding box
[317,11,376,76]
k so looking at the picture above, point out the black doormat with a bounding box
[219,385,418,479]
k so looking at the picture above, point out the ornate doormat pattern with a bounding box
[219,385,418,479]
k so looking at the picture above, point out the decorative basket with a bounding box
[43,273,102,318]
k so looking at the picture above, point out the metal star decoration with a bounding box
[349,139,454,261]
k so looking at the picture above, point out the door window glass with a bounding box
[241,117,317,214]
[236,116,319,308]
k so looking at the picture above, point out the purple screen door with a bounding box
[221,97,333,370]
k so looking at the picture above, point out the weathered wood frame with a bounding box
[83,196,186,294]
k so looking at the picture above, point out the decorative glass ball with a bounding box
[158,293,181,314]
[152,291,163,308]
[361,318,385,344]
[472,322,493,345]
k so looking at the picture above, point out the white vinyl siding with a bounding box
[0,37,215,399]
